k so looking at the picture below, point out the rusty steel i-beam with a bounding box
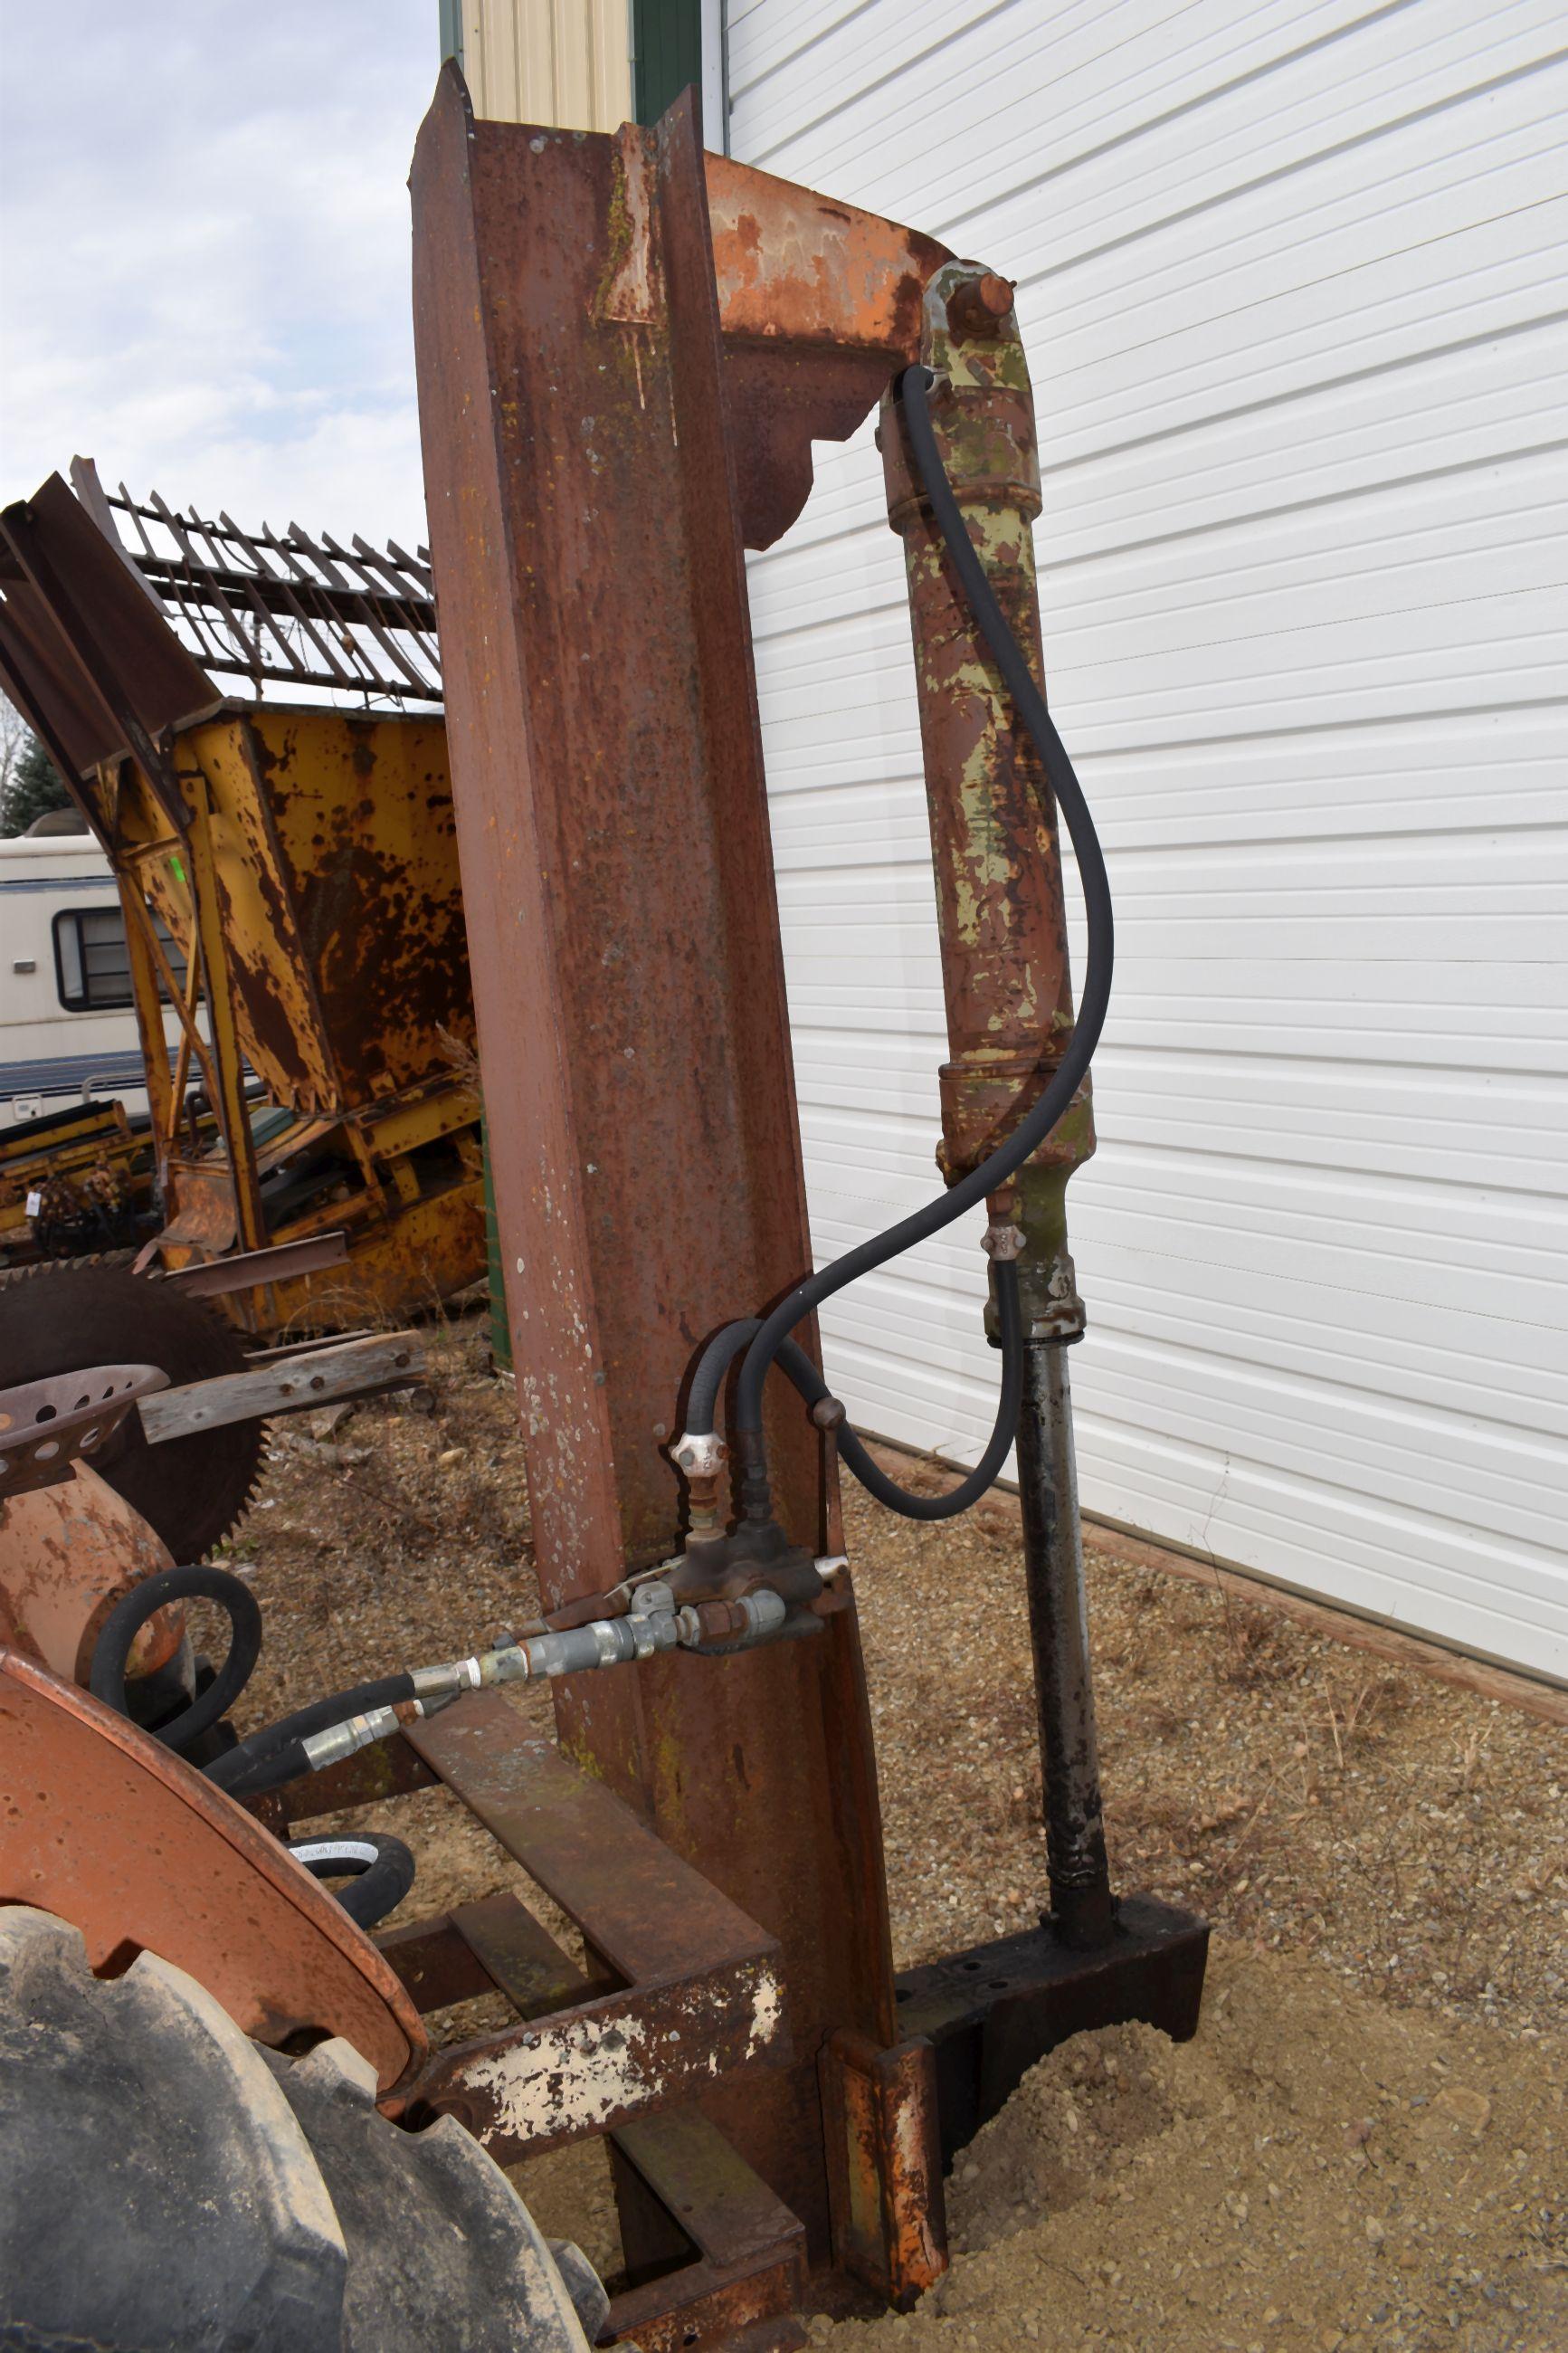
[411,70,927,2264]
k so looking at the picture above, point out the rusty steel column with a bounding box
[411,70,895,2253]
[881,268,1115,1948]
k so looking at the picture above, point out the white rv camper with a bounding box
[0,816,160,1129]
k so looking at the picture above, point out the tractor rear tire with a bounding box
[0,1906,600,2351]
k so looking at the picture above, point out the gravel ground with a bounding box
[205,1316,1567,2339]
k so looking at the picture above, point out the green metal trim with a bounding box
[438,0,463,69]
[482,1108,513,1370]
[632,0,703,128]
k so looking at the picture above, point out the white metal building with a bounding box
[724,2,1567,1684]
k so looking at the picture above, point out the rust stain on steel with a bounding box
[0,1363,164,1500]
[0,472,219,787]
[401,1700,786,2159]
[701,153,951,546]
[608,2273,805,2353]
[704,154,947,357]
[248,1724,440,1835]
[166,707,473,1114]
[600,126,663,325]
[412,70,898,2249]
[0,451,484,1336]
[449,1888,614,2020]
[376,1912,499,2015]
[157,1227,349,1300]
[0,1462,182,1687]
[701,154,951,550]
[821,2030,947,2310]
[0,1648,424,2091]
[404,1692,784,1989]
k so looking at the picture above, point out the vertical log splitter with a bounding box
[404,65,1208,2339]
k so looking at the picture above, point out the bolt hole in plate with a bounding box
[0,1365,168,1497]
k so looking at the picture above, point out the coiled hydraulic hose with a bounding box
[90,1566,416,1801]
[689,361,1114,1521]
[90,1564,261,1758]
[286,1832,416,1930]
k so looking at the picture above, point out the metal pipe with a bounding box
[1014,1337,1115,1949]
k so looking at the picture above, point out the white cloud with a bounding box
[0,1,438,547]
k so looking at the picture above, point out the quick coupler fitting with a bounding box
[303,1701,421,1774]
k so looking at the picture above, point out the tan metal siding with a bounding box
[459,0,632,130]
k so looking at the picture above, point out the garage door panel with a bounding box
[734,1,1567,1677]
[742,0,1432,214]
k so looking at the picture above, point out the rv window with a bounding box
[52,908,185,1012]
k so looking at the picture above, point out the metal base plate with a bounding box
[894,1895,1209,2167]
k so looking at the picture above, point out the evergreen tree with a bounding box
[0,732,71,836]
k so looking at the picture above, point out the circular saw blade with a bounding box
[0,1257,265,1560]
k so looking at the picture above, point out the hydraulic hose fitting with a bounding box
[302,1703,411,1774]
[411,1657,484,1700]
[670,1428,728,1543]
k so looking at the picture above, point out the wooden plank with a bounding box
[138,1330,423,1443]
[860,1438,1568,1729]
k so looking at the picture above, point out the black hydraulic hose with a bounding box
[286,1832,416,1930]
[686,1321,823,1433]
[731,363,1115,1480]
[90,1565,261,1757]
[220,1739,311,1800]
[90,1569,414,1801]
[834,1256,1023,1520]
[688,1263,1026,1520]
[204,1672,416,1794]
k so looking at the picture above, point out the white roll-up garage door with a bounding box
[726,0,1568,1681]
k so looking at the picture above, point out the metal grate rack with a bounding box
[69,457,442,708]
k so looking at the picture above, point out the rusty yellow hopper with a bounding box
[0,469,482,1329]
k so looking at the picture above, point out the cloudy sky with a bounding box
[1,2,439,550]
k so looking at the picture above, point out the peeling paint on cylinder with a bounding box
[880,269,1095,1323]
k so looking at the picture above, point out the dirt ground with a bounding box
[209,1314,1567,2348]
[819,1947,1565,2353]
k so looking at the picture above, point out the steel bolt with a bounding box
[946,272,1015,339]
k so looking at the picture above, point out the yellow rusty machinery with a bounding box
[0,1100,152,1265]
[0,471,483,1333]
